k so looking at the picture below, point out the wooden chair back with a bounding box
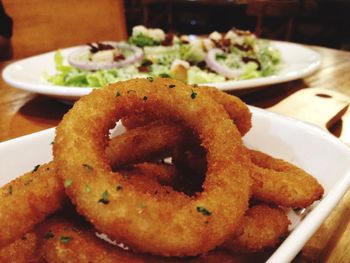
[3,0,127,59]
[246,0,299,40]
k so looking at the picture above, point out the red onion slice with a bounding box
[68,42,143,71]
[205,48,243,79]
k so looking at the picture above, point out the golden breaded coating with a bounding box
[107,120,190,168]
[122,85,252,136]
[222,204,290,253]
[0,163,65,248]
[249,150,324,208]
[197,86,252,135]
[0,77,324,261]
[171,140,324,207]
[120,165,291,254]
[39,218,242,263]
[119,162,181,186]
[0,232,41,263]
[40,219,155,263]
[190,249,243,263]
[0,121,322,252]
[0,124,187,250]
[54,78,251,256]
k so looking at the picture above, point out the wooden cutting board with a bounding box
[268,88,349,131]
[267,88,350,262]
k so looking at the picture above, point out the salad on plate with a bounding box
[46,26,282,87]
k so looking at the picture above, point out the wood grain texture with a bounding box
[300,189,350,263]
[0,44,349,262]
[3,0,127,59]
[0,61,71,141]
[268,88,349,130]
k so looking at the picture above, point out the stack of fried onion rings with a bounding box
[53,78,252,256]
[0,78,324,261]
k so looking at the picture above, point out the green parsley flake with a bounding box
[196,206,211,216]
[82,164,93,171]
[190,90,197,99]
[60,236,72,244]
[44,231,55,239]
[85,185,92,193]
[98,190,109,204]
[32,164,40,173]
[64,178,72,188]
[147,76,154,82]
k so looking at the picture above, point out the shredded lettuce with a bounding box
[129,34,160,47]
[144,45,180,65]
[46,51,147,87]
[180,44,205,63]
[216,39,281,80]
[239,62,261,80]
[187,66,225,84]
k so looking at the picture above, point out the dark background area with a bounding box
[124,0,350,50]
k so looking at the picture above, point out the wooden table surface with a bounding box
[0,44,349,262]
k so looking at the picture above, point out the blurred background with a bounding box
[1,0,350,61]
[124,0,350,50]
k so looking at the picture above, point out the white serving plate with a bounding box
[2,41,321,101]
[0,107,349,263]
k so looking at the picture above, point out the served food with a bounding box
[0,162,65,247]
[0,78,323,261]
[54,78,252,256]
[222,204,290,253]
[46,26,282,87]
[171,143,324,208]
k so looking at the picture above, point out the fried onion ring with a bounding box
[110,119,323,207]
[222,204,290,253]
[119,164,291,253]
[106,120,190,168]
[122,85,252,136]
[0,163,65,248]
[172,144,324,207]
[0,118,321,250]
[0,232,40,263]
[39,218,242,263]
[39,218,156,263]
[249,150,324,208]
[54,78,251,256]
[118,162,202,196]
